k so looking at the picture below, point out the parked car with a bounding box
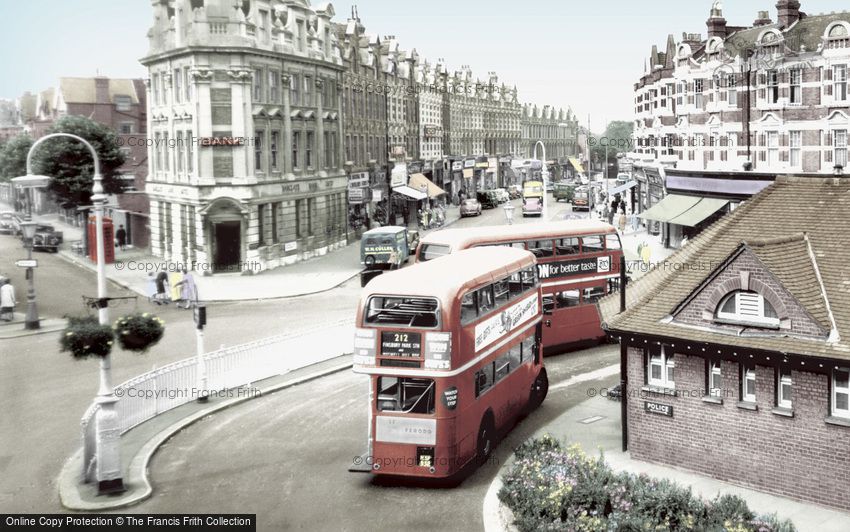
[545,180,554,193]
[507,185,522,199]
[616,173,630,186]
[493,188,509,204]
[31,224,62,252]
[0,211,15,234]
[522,196,543,217]
[476,190,499,209]
[460,198,482,217]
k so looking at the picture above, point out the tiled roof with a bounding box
[601,176,850,361]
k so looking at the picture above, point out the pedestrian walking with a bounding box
[145,272,158,303]
[169,269,184,304]
[155,271,170,305]
[115,225,127,251]
[0,278,16,322]
[388,249,400,271]
[618,208,627,232]
[175,268,198,309]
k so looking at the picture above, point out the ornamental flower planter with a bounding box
[114,313,165,353]
[60,316,115,359]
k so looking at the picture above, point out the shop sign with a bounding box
[348,187,368,203]
[390,163,408,188]
[464,159,475,169]
[645,401,673,417]
[452,161,463,171]
[348,172,370,189]
[198,136,246,146]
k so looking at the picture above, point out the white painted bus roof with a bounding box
[419,219,616,248]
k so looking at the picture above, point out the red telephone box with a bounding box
[88,216,115,264]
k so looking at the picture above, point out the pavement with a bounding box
[0,311,67,339]
[485,395,850,532]
[4,201,463,302]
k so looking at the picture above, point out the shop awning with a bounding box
[667,197,729,227]
[608,180,638,196]
[392,185,428,201]
[569,157,585,174]
[638,194,701,223]
[408,173,446,198]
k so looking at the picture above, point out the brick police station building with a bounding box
[601,176,850,511]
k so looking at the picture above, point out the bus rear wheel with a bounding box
[476,414,496,465]
[529,369,549,410]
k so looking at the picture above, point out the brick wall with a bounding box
[627,346,850,511]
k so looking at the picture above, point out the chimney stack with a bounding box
[776,0,801,29]
[95,77,110,105]
[754,10,773,27]
[706,2,728,38]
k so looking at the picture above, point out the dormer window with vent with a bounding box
[715,290,779,328]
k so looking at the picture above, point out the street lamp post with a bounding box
[20,219,38,329]
[17,132,124,494]
[533,140,548,221]
[503,202,515,225]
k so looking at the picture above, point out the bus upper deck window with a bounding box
[605,233,622,250]
[461,292,477,323]
[527,240,554,258]
[509,272,524,297]
[556,237,580,255]
[521,268,536,290]
[581,235,604,253]
[494,279,510,305]
[477,286,495,315]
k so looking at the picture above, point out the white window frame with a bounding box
[709,361,722,398]
[727,74,738,107]
[790,69,802,105]
[777,369,792,409]
[742,365,756,403]
[835,65,848,103]
[716,291,780,327]
[790,130,802,168]
[834,129,848,168]
[767,131,780,167]
[647,346,675,389]
[833,368,850,418]
[767,70,780,104]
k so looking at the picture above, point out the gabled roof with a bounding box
[601,176,850,361]
[59,77,141,105]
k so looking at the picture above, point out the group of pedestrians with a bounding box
[146,269,199,309]
[418,205,445,230]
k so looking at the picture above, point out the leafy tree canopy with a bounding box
[32,116,126,209]
[0,134,34,181]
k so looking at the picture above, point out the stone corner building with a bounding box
[600,176,850,512]
[142,0,347,273]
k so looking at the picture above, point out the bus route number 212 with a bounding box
[381,332,422,357]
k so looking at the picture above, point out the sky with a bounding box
[1,0,848,132]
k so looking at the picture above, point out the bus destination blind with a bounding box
[381,332,422,357]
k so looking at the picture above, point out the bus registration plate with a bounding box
[381,332,422,357]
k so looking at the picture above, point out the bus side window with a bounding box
[511,242,526,250]
[555,289,580,308]
[509,272,524,297]
[542,295,555,314]
[461,291,477,323]
[527,239,554,258]
[605,233,622,250]
[495,355,510,381]
[581,235,604,253]
[521,268,536,291]
[475,363,494,397]
[477,285,495,315]
[494,278,510,306]
[509,340,522,369]
[583,284,606,304]
[556,237,580,255]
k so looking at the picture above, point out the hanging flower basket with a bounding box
[114,312,165,353]
[60,316,115,359]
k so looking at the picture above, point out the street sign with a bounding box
[15,259,38,268]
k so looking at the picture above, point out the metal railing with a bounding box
[80,318,354,480]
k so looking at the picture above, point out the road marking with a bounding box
[549,363,619,391]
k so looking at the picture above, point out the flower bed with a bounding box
[498,435,796,532]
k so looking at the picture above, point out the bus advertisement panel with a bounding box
[351,247,547,478]
[415,220,623,354]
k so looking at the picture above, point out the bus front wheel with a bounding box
[530,369,549,410]
[476,414,496,465]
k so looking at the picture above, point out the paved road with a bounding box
[0,231,361,512]
[129,345,620,531]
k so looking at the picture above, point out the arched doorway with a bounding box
[200,197,247,273]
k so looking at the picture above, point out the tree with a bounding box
[32,116,126,209]
[590,120,634,173]
[0,134,34,181]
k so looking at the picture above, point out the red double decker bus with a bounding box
[416,220,623,354]
[351,247,547,478]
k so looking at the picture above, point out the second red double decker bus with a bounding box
[416,220,624,354]
[351,247,547,478]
